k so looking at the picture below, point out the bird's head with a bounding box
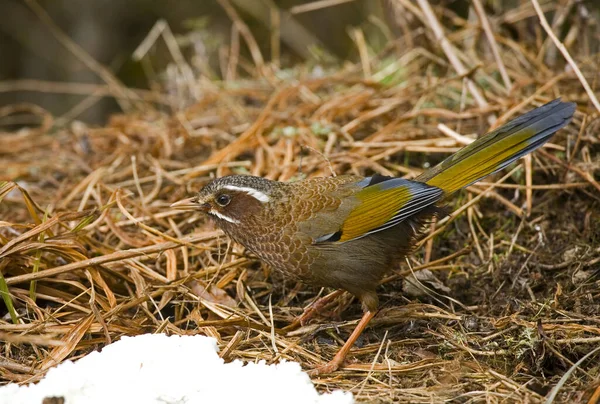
[171,175,276,226]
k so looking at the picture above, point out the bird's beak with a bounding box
[171,197,207,211]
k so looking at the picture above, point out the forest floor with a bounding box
[1,1,600,403]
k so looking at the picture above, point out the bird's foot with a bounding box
[283,290,345,332]
[308,357,343,376]
[307,310,376,376]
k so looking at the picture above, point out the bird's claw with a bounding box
[307,360,342,376]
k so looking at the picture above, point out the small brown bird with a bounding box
[172,99,575,373]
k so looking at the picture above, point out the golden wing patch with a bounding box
[337,178,443,242]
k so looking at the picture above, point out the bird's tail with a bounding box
[417,99,576,195]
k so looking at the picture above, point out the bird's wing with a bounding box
[315,175,443,243]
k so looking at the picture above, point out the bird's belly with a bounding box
[227,218,419,294]
[308,243,393,292]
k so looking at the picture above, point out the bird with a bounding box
[171,99,575,374]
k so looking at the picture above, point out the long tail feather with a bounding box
[417,99,576,195]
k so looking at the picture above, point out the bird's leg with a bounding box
[299,290,345,326]
[284,290,345,331]
[311,310,376,375]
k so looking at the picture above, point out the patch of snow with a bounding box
[0,334,353,404]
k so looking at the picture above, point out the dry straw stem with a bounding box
[415,0,492,123]
[1,1,599,402]
[289,0,356,15]
[217,0,265,72]
[22,0,139,111]
[471,0,512,91]
[530,0,600,114]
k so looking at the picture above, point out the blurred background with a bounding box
[0,0,384,124]
[0,0,598,124]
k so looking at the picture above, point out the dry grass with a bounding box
[1,1,600,403]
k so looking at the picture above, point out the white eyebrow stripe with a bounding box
[209,209,239,224]
[222,185,270,203]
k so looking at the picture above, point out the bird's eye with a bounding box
[216,194,231,206]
